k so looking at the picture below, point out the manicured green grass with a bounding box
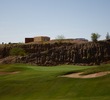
[0,64,110,100]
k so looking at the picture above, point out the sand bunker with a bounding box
[0,71,20,75]
[61,71,110,78]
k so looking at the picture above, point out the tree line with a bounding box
[56,32,110,42]
[91,32,110,42]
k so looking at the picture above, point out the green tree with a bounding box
[10,47,26,56]
[91,33,101,42]
[106,32,110,40]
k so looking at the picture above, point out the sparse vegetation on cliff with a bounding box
[10,47,26,56]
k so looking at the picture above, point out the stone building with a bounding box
[25,38,34,43]
[34,36,50,42]
[25,36,50,43]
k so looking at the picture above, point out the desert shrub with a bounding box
[55,35,65,43]
[10,47,26,56]
[55,35,65,40]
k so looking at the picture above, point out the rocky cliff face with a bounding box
[0,40,110,66]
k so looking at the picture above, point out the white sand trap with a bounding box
[61,71,110,78]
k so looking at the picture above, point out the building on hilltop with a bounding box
[74,38,88,42]
[25,38,34,43]
[25,36,50,43]
[34,36,50,42]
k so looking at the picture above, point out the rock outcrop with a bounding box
[0,40,110,66]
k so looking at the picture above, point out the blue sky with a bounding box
[0,0,110,43]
